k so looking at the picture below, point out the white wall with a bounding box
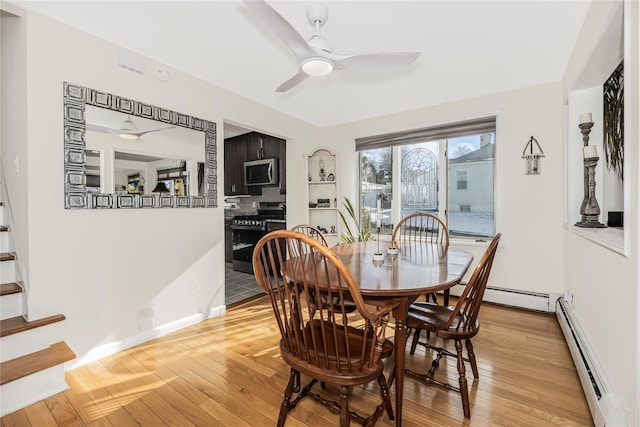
[15,9,319,366]
[321,82,566,295]
[1,5,30,288]
[562,0,639,423]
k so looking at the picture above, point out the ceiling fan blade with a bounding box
[276,71,309,93]
[137,126,176,137]
[244,0,312,61]
[86,122,174,138]
[334,52,421,73]
[86,123,119,134]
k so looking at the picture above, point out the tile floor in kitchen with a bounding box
[225,266,264,307]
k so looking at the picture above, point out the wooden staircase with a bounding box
[0,202,75,416]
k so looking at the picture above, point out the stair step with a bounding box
[0,283,23,321]
[0,283,22,297]
[0,341,75,386]
[0,314,66,338]
[0,252,15,262]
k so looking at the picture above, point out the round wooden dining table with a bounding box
[330,240,474,426]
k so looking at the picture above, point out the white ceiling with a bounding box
[17,1,591,128]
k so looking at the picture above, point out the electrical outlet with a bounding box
[139,307,154,319]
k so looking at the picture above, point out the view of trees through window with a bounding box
[359,132,495,239]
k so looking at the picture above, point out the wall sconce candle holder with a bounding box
[521,136,545,175]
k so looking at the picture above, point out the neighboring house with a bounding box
[448,141,494,214]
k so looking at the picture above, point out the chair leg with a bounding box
[293,370,301,392]
[430,292,438,303]
[410,328,421,355]
[455,340,471,418]
[377,374,395,421]
[443,289,450,306]
[387,361,396,388]
[339,385,351,427]
[465,339,479,378]
[278,368,297,427]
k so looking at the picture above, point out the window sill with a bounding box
[450,238,492,248]
[569,225,626,256]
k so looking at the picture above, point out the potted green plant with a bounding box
[603,62,624,181]
[337,196,376,244]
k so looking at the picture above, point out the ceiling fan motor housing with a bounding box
[306,2,329,27]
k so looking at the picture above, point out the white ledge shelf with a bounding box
[570,225,626,256]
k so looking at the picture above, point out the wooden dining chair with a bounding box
[392,213,450,304]
[291,224,361,321]
[253,230,397,427]
[405,233,501,419]
[291,224,329,247]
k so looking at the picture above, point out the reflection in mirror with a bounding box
[63,82,217,209]
[84,107,206,198]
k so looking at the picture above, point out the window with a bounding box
[360,147,392,233]
[357,117,496,239]
[456,170,468,190]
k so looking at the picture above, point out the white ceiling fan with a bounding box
[244,0,421,92]
[86,115,175,140]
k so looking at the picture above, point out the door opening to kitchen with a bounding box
[223,122,287,307]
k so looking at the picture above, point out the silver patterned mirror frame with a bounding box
[63,82,217,209]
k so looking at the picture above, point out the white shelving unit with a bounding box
[305,149,339,245]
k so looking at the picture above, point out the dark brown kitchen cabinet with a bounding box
[224,134,248,195]
[260,134,286,194]
[224,223,233,264]
[277,138,286,194]
[224,131,286,196]
[246,133,263,161]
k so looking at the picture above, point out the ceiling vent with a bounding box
[117,52,145,74]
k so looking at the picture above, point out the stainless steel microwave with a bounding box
[244,158,278,186]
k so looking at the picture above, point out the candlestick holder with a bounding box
[575,121,606,228]
[576,156,606,228]
[372,226,384,262]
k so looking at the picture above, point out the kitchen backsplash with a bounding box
[224,186,285,218]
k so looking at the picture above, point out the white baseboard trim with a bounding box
[67,304,226,370]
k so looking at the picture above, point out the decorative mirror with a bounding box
[63,82,217,209]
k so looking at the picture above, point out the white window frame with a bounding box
[358,114,503,244]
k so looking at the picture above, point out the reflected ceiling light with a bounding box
[301,57,334,76]
[118,116,140,140]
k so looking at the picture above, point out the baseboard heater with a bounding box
[555,297,628,426]
[448,284,555,312]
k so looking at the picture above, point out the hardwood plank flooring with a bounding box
[1,297,593,426]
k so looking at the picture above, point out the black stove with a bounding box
[231,202,286,273]
[231,215,286,231]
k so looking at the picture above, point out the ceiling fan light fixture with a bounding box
[301,57,334,76]
[118,116,140,140]
[118,133,139,140]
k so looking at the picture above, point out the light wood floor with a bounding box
[1,296,593,426]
